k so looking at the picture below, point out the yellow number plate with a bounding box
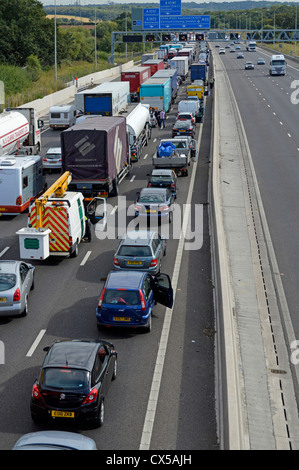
[146,209,156,213]
[127,261,142,265]
[114,317,131,322]
[51,410,75,418]
[0,298,6,302]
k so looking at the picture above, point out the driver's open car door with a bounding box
[86,197,107,232]
[153,273,173,309]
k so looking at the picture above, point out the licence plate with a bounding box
[146,209,156,213]
[50,161,58,163]
[114,317,131,322]
[51,410,75,418]
[0,298,6,302]
[127,260,142,265]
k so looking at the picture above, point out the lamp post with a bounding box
[95,7,97,70]
[54,0,57,80]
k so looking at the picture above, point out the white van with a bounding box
[49,105,77,129]
[178,100,199,118]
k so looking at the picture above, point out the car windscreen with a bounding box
[41,368,89,390]
[103,289,141,305]
[118,245,152,257]
[0,274,16,292]
[273,60,284,65]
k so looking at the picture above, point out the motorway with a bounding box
[0,59,219,450]
[1,41,298,451]
[215,43,299,405]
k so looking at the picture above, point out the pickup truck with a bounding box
[152,137,198,177]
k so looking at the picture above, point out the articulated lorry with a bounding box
[140,77,172,113]
[0,108,43,157]
[61,116,131,198]
[75,82,130,116]
[126,103,151,162]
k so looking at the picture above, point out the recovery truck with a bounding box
[17,172,106,260]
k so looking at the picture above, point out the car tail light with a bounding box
[98,288,106,308]
[32,384,45,402]
[43,158,47,162]
[150,259,158,267]
[159,205,168,211]
[13,288,21,302]
[113,257,119,266]
[134,204,142,212]
[139,289,146,311]
[171,183,175,188]
[147,183,151,187]
[16,196,22,206]
[82,388,98,405]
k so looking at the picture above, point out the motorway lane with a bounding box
[215,43,299,394]
[0,71,218,450]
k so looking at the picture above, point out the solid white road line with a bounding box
[139,124,203,451]
[26,329,46,357]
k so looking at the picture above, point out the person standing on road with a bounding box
[160,109,166,129]
[209,76,215,90]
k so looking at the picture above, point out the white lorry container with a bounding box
[0,155,46,214]
[0,108,43,157]
[49,105,77,129]
[246,41,256,51]
[126,103,151,162]
[170,56,189,80]
[75,82,130,115]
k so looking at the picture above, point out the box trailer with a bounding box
[141,60,164,76]
[140,77,172,113]
[170,56,189,80]
[152,69,178,102]
[121,66,151,101]
[190,62,207,82]
[61,116,130,198]
[75,82,130,115]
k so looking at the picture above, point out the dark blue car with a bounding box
[96,270,173,333]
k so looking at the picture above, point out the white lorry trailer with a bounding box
[126,103,151,162]
[75,82,130,116]
[0,108,43,157]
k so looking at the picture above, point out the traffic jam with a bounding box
[0,38,211,448]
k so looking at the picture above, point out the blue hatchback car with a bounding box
[96,271,173,332]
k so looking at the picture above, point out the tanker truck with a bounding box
[126,103,151,162]
[0,108,44,157]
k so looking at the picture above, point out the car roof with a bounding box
[0,260,19,274]
[46,148,61,154]
[151,169,174,176]
[43,340,102,371]
[121,230,156,246]
[140,187,167,194]
[106,270,147,289]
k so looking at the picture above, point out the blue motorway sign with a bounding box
[160,15,210,30]
[143,8,160,29]
[160,0,181,16]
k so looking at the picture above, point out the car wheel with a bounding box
[70,242,79,258]
[112,359,117,381]
[144,315,152,333]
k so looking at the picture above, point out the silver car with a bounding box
[43,147,62,172]
[0,261,35,316]
[113,230,166,274]
[12,431,97,450]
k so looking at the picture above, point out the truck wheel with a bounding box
[110,179,118,197]
[70,242,79,258]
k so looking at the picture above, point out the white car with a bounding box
[219,48,225,55]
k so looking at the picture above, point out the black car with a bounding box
[30,339,117,427]
[147,169,177,198]
[172,119,194,138]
